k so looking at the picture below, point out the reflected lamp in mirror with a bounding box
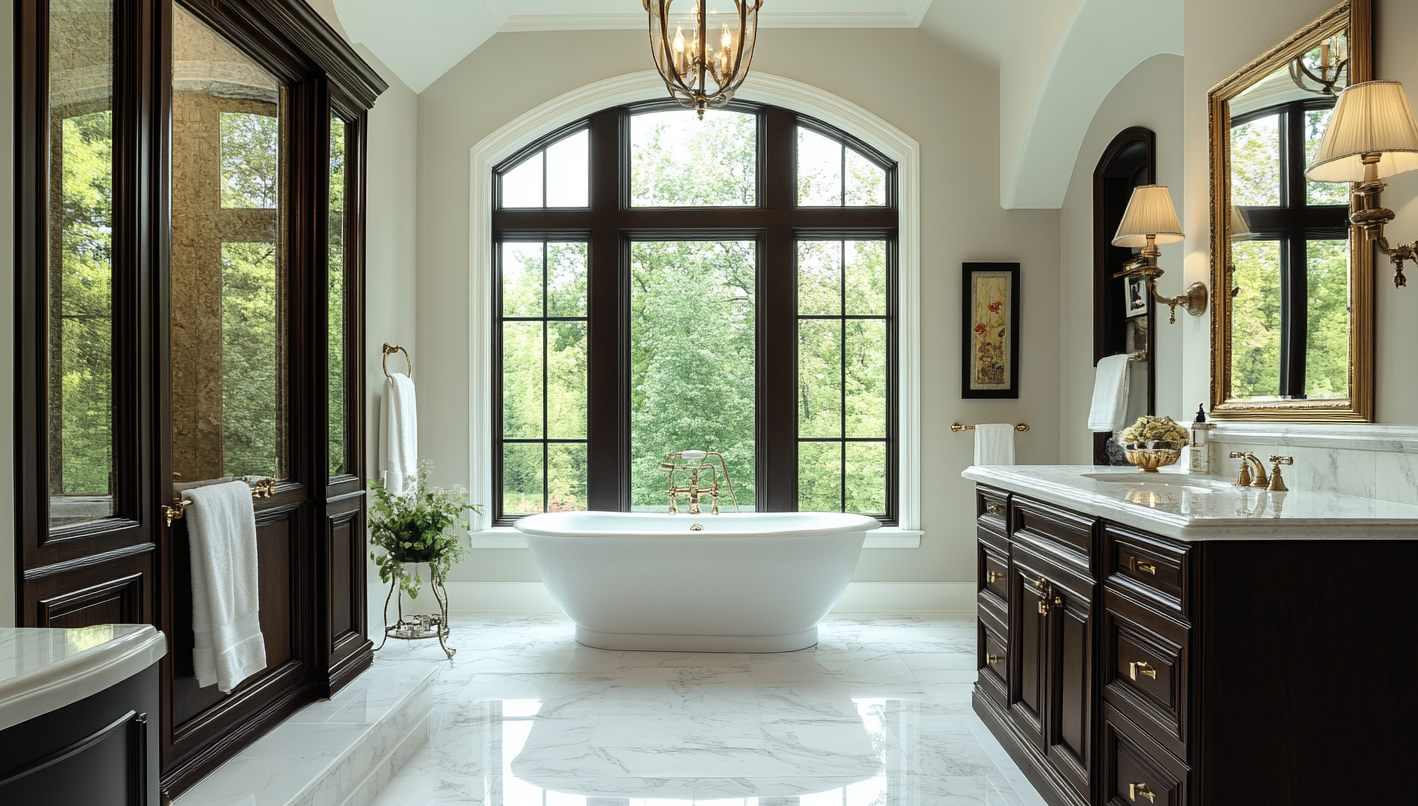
[1306,80,1418,287]
[1111,185,1207,324]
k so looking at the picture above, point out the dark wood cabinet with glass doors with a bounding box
[13,0,386,797]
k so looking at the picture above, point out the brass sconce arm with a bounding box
[1113,253,1209,325]
[1346,159,1418,288]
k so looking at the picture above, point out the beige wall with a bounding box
[1182,0,1418,424]
[356,45,420,489]
[414,27,1063,589]
[1059,55,1185,463]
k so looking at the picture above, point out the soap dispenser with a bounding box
[1188,404,1214,474]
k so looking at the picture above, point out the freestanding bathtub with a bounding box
[514,511,880,652]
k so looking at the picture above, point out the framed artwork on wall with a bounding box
[961,262,1021,399]
[1124,274,1149,318]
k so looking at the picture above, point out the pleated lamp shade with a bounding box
[1307,80,1418,183]
[1113,185,1185,248]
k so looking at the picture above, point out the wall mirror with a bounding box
[1209,0,1374,421]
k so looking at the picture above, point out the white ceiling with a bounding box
[334,0,936,94]
[329,0,1182,210]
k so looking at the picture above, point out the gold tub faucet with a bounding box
[662,451,740,515]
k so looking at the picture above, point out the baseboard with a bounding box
[370,581,976,616]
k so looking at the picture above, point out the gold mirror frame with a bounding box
[1208,0,1374,422]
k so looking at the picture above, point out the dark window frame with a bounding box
[1232,98,1350,398]
[490,102,899,526]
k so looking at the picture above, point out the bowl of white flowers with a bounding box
[1116,415,1189,473]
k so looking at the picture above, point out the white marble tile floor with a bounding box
[363,613,1047,806]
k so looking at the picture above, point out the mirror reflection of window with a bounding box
[1227,56,1351,402]
[48,0,116,527]
[171,5,288,489]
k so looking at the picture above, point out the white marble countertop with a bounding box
[0,624,167,732]
[962,465,1418,542]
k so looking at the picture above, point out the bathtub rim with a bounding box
[513,511,882,539]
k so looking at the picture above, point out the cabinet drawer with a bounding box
[1013,495,1096,573]
[1105,524,1189,618]
[979,542,1009,604]
[977,487,1010,537]
[1103,590,1189,761]
[978,619,1007,708]
[1103,704,1188,806]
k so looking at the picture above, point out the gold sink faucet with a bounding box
[1229,452,1269,488]
[1229,452,1292,491]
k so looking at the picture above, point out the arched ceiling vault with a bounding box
[329,0,1182,210]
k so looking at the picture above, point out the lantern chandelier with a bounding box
[1289,34,1349,96]
[644,0,764,118]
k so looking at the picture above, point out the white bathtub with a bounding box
[514,511,880,652]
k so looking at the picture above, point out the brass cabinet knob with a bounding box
[985,570,1004,584]
[1129,782,1157,803]
[986,653,1004,665]
[985,503,1005,516]
[1129,661,1158,680]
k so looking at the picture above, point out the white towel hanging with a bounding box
[186,480,266,693]
[380,373,419,495]
[973,423,1017,466]
[1088,354,1132,433]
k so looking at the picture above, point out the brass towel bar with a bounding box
[951,422,1030,433]
[382,343,413,379]
[164,477,278,527]
[1127,352,1148,363]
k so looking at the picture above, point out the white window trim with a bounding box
[468,70,922,540]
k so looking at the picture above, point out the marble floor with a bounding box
[367,613,1047,806]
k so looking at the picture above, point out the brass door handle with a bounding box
[1129,782,1157,803]
[1130,661,1158,680]
[985,570,1004,584]
[986,654,1004,665]
[1038,593,1062,615]
[1032,576,1047,590]
[1130,557,1158,575]
[985,503,1005,516]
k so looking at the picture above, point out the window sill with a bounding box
[469,526,922,549]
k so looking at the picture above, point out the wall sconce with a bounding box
[1111,185,1207,324]
[1306,80,1418,287]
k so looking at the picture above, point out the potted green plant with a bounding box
[369,461,478,598]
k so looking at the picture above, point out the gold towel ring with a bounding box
[382,343,413,379]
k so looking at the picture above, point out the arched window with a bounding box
[490,101,899,525]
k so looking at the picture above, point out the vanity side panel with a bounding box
[1195,540,1418,806]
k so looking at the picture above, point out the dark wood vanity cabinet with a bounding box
[973,485,1418,806]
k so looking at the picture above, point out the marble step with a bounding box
[175,658,440,806]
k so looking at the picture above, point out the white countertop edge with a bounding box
[0,626,168,733]
[962,466,1418,542]
[471,527,922,549]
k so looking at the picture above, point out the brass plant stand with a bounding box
[375,563,455,659]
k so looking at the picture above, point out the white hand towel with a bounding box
[186,481,266,694]
[380,372,419,495]
[1088,354,1132,433]
[973,423,1017,467]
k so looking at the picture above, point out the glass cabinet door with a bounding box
[169,4,288,491]
[47,0,116,527]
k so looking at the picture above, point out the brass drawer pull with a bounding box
[1129,782,1157,803]
[1130,661,1158,680]
[985,503,1005,516]
[986,653,1004,665]
[1130,557,1158,575]
[985,570,1004,584]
